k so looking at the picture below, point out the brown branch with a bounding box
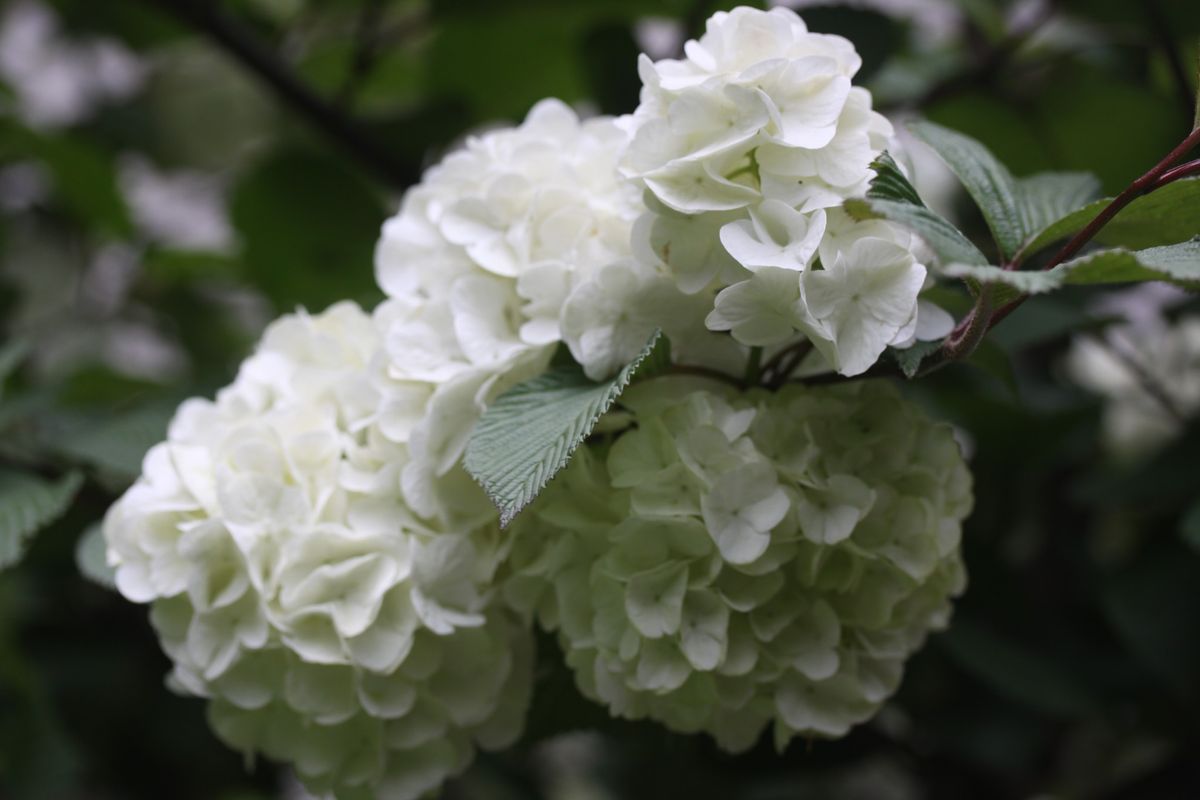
[139,0,418,190]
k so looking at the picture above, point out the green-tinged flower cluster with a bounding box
[507,378,971,752]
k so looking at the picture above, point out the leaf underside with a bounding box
[465,330,671,527]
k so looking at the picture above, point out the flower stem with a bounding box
[743,346,764,385]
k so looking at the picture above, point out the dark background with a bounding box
[1,0,1199,798]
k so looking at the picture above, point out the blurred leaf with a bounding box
[965,338,1017,397]
[0,339,29,398]
[889,339,942,379]
[1022,178,1200,257]
[51,403,174,483]
[938,618,1099,717]
[75,523,116,591]
[465,330,669,526]
[17,131,131,235]
[0,470,83,571]
[1101,542,1200,697]
[1032,65,1184,194]
[230,149,385,311]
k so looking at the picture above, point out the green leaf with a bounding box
[1015,171,1102,243]
[909,121,1103,263]
[865,151,923,205]
[0,470,84,571]
[909,120,1026,259]
[465,330,670,527]
[75,524,116,591]
[888,339,943,379]
[51,403,173,483]
[1101,544,1200,697]
[230,149,386,312]
[1021,177,1200,257]
[941,238,1200,299]
[0,339,29,399]
[846,152,988,266]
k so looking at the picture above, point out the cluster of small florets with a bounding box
[102,5,976,796]
[1067,313,1200,458]
[507,378,970,751]
[622,6,953,376]
[103,302,532,799]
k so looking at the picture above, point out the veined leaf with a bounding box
[465,330,670,526]
[0,470,84,571]
[1021,177,1200,257]
[846,152,988,266]
[1015,171,1102,242]
[909,120,1026,259]
[910,121,1103,262]
[941,238,1200,299]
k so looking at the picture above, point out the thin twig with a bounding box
[986,125,1200,331]
[336,0,386,109]
[140,0,417,190]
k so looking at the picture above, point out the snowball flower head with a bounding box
[507,378,971,751]
[103,302,533,800]
[373,99,739,511]
[1067,314,1200,458]
[621,5,950,378]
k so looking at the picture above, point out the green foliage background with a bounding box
[1,1,1199,798]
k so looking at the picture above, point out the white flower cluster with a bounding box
[506,378,970,751]
[1067,314,1200,458]
[373,98,742,523]
[103,302,532,799]
[622,6,952,376]
[102,5,977,792]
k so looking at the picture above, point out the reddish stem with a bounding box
[985,125,1200,332]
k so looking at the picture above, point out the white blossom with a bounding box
[103,302,533,800]
[620,5,950,378]
[509,378,971,752]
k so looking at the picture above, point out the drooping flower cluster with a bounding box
[622,6,952,375]
[103,302,532,799]
[1067,314,1200,458]
[506,378,970,751]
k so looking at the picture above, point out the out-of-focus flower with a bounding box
[1067,314,1200,459]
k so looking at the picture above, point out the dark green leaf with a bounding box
[1015,171,1102,245]
[888,339,943,379]
[941,238,1200,297]
[847,151,988,266]
[938,618,1098,717]
[230,149,386,312]
[465,330,670,526]
[1021,177,1200,257]
[0,471,84,571]
[908,120,1025,259]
